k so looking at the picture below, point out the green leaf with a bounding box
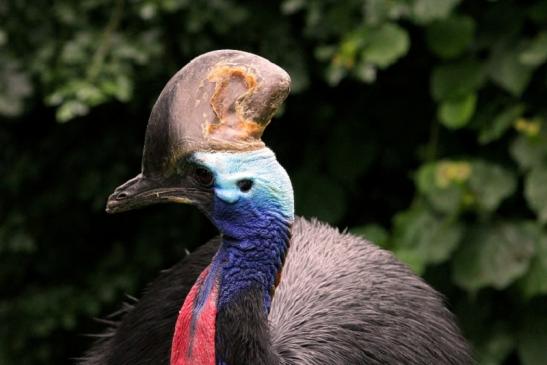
[56,100,89,123]
[393,248,426,274]
[438,93,476,129]
[510,135,547,171]
[411,0,460,25]
[488,43,534,96]
[281,0,305,14]
[0,58,32,117]
[392,206,464,273]
[314,45,336,61]
[416,160,514,214]
[469,160,516,212]
[452,222,538,291]
[524,167,547,223]
[518,313,547,365]
[478,104,525,144]
[325,64,347,86]
[363,0,410,25]
[0,29,6,46]
[431,60,485,101]
[517,235,547,298]
[362,23,410,68]
[354,61,377,83]
[415,161,467,213]
[101,74,132,102]
[350,224,389,248]
[426,16,475,59]
[519,32,547,67]
[514,117,543,138]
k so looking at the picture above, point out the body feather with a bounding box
[81,217,471,365]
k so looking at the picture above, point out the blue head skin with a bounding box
[191,147,294,314]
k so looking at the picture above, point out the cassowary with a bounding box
[81,50,472,365]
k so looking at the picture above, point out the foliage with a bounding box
[2,0,547,364]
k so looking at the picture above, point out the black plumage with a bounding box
[82,219,472,365]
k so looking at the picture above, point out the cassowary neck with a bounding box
[171,212,291,365]
[217,213,291,312]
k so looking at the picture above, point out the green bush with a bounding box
[1,1,546,364]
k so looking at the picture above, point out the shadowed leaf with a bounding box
[438,93,477,129]
[517,235,547,298]
[431,60,485,101]
[426,16,475,59]
[478,104,525,144]
[453,222,538,291]
[524,167,547,223]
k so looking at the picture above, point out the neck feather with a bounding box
[171,212,291,365]
[217,212,291,312]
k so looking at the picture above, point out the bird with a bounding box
[81,50,472,365]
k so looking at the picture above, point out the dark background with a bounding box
[1,0,546,364]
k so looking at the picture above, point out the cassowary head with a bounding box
[105,50,294,236]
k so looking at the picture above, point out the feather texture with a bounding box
[81,217,471,365]
[270,218,471,364]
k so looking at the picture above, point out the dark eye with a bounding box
[237,179,253,192]
[194,166,214,187]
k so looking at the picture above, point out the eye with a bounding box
[237,179,253,192]
[193,166,214,187]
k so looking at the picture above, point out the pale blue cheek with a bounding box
[193,148,295,221]
[215,188,240,204]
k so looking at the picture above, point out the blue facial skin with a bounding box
[191,148,294,315]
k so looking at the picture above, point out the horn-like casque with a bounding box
[142,50,291,178]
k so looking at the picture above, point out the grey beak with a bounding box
[105,173,193,214]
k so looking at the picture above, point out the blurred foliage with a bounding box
[1,0,547,364]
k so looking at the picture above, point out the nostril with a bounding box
[116,192,128,200]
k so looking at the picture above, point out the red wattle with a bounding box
[170,266,218,365]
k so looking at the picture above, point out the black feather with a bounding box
[80,237,219,365]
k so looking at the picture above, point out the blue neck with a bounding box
[193,204,292,320]
[216,211,291,312]
[192,198,292,326]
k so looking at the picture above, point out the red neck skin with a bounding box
[170,266,219,365]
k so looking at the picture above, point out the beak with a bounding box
[105,173,193,214]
